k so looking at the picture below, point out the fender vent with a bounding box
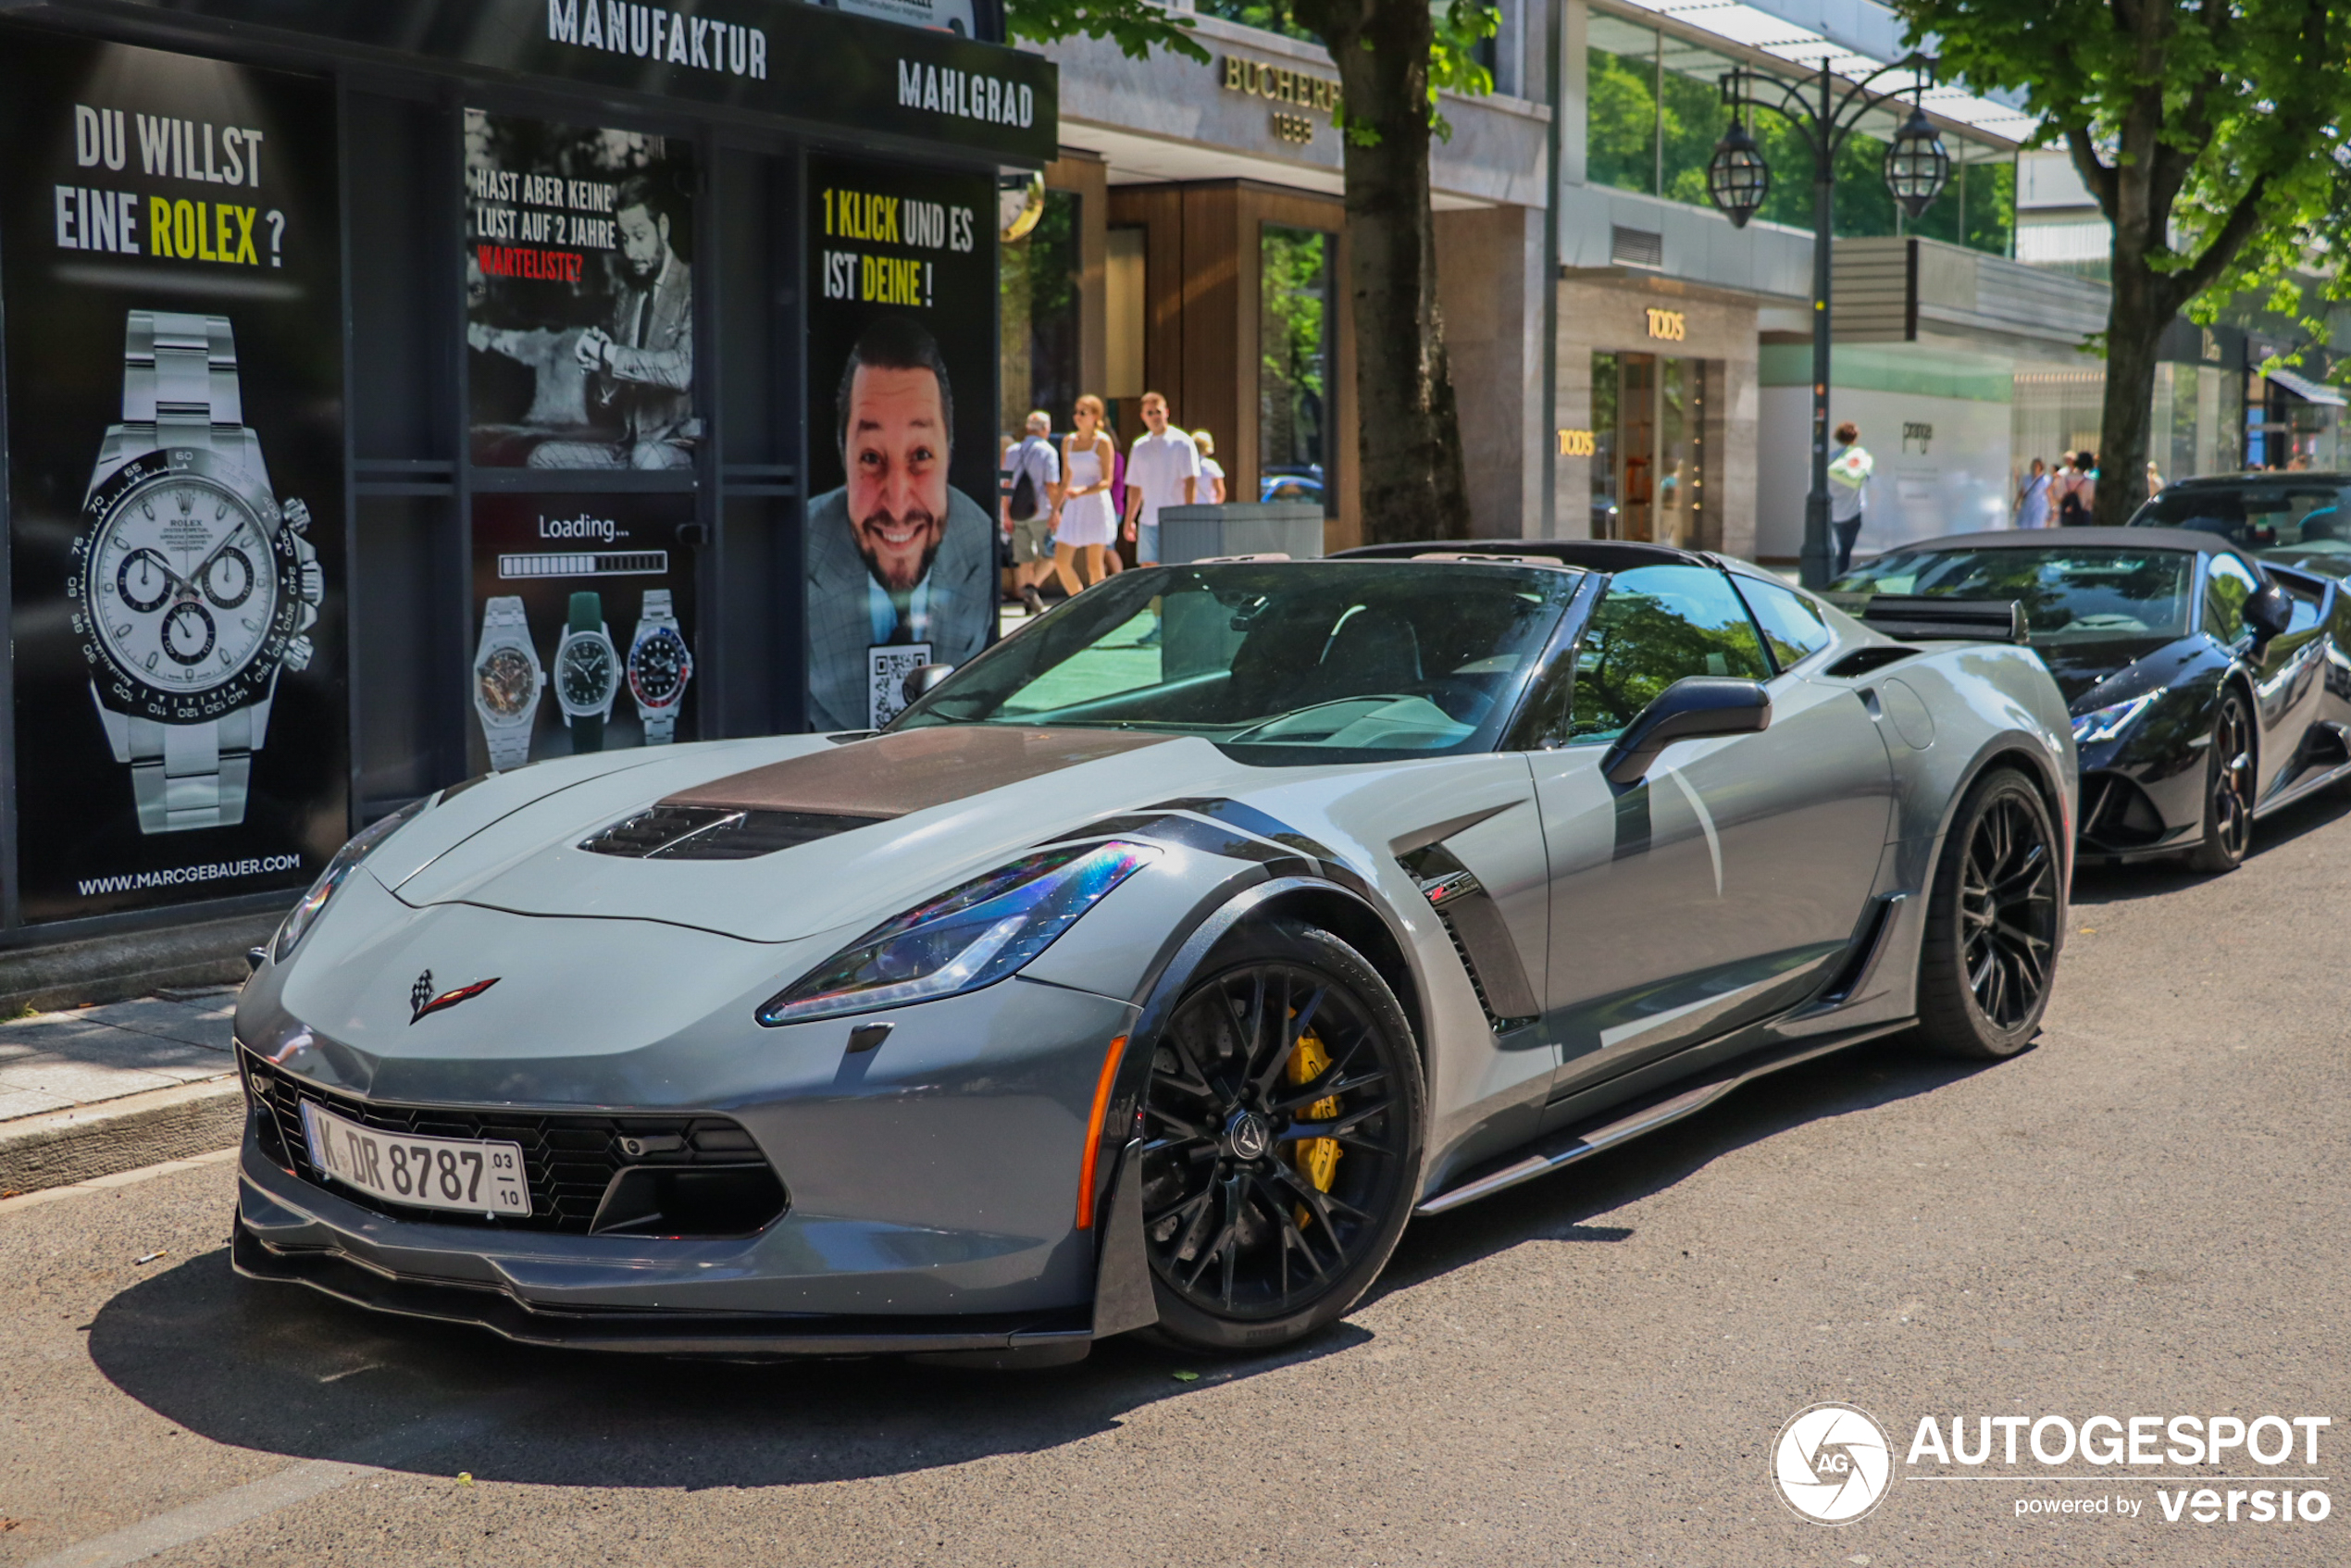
[1823,645,1917,678]
[579,804,887,859]
[1399,843,1540,1035]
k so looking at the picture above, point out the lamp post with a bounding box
[1707,56,1950,588]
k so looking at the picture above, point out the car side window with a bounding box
[2202,554,2260,640]
[1569,566,1771,743]
[1733,575,1835,669]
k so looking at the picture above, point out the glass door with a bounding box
[1618,352,1658,541]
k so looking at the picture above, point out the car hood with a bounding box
[2032,635,2203,709]
[374,726,1295,944]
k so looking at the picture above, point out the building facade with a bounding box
[1015,0,1554,548]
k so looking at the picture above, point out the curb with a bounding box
[0,910,280,1016]
[0,1076,245,1198]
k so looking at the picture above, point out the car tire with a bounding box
[2184,688,2255,875]
[1137,919,1425,1354]
[1909,767,2061,1061]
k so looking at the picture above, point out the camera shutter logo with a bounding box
[1773,1402,1893,1524]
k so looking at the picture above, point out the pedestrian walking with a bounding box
[1001,410,1060,616]
[2146,459,2164,500]
[2057,451,2096,526]
[1195,430,1229,504]
[2013,457,2051,529]
[1826,421,1872,576]
[1051,394,1118,599]
[1123,392,1200,566]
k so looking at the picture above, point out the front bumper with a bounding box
[232,971,1144,1350]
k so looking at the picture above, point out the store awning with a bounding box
[2265,367,2347,407]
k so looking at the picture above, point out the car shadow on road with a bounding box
[84,1238,1367,1490]
[1375,1038,1996,1300]
[85,1039,1996,1490]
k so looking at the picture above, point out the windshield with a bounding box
[1830,547,2196,642]
[895,562,1583,764]
[2133,483,2351,552]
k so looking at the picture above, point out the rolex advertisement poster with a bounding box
[467,496,701,772]
[465,108,698,470]
[804,155,998,732]
[0,26,345,924]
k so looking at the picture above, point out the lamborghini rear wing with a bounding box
[1834,594,2030,644]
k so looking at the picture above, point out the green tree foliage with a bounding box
[1005,0,1207,61]
[1895,0,2351,515]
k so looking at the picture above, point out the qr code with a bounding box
[866,643,933,730]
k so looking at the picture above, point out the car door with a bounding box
[2207,551,2326,802]
[1524,565,1894,1101]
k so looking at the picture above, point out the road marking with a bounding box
[0,1147,238,1214]
[23,1397,541,1568]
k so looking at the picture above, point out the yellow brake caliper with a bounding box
[1287,1023,1341,1229]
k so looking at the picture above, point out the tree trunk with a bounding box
[1303,0,1474,544]
[2093,265,2167,526]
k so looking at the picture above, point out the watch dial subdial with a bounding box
[162,603,217,666]
[116,550,174,613]
[202,546,255,609]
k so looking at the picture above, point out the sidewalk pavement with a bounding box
[0,985,244,1197]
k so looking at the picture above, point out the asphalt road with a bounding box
[4,795,2348,1568]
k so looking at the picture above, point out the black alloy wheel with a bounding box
[2186,690,2255,874]
[1138,921,1424,1351]
[1911,768,2061,1060]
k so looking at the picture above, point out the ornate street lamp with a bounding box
[1706,119,1771,230]
[1885,103,1953,218]
[1706,54,1948,588]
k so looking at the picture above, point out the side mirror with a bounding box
[1601,677,1772,786]
[2242,583,2293,644]
[901,663,955,704]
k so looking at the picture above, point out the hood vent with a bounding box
[579,804,886,860]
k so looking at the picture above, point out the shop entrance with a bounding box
[1591,351,1712,546]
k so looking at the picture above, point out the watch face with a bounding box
[477,646,538,718]
[557,634,616,709]
[72,453,298,722]
[628,627,691,706]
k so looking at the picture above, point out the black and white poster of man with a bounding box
[465,110,697,469]
[803,155,997,731]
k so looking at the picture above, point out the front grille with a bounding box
[242,1051,787,1237]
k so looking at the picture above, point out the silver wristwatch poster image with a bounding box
[469,493,698,768]
[1,33,344,923]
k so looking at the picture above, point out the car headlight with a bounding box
[271,796,430,962]
[2071,688,2167,745]
[756,840,1156,1027]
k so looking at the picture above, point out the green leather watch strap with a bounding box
[566,591,607,753]
[569,591,600,634]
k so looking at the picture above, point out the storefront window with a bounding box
[1261,223,1336,513]
[1592,352,1623,535]
[1000,187,1081,437]
[1196,0,1320,44]
[1592,349,1711,546]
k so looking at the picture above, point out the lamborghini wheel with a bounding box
[1910,768,2060,1061]
[1138,920,1424,1352]
[2184,689,2255,874]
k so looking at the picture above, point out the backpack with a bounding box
[1007,438,1042,521]
[2058,479,2091,527]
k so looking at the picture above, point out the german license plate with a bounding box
[300,1101,530,1216]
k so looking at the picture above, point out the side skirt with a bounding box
[1413,1020,1912,1216]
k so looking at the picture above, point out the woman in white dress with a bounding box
[1195,429,1229,503]
[1053,394,1118,598]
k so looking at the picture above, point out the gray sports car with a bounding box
[232,543,2076,1363]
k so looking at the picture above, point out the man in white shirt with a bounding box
[1826,420,1872,577]
[1122,391,1200,566]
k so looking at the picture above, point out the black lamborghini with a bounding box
[1832,527,2351,870]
